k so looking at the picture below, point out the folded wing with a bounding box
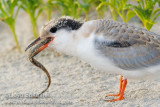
[94,20,160,70]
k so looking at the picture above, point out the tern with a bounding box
[26,16,160,102]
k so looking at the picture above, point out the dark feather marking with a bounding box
[105,41,131,47]
[95,39,131,48]
[51,18,83,31]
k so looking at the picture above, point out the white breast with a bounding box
[76,33,123,74]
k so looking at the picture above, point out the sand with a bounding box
[0,11,160,107]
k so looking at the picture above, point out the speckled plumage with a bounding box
[94,19,160,70]
[45,16,83,31]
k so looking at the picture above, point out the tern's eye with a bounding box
[50,27,57,33]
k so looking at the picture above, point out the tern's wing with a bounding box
[94,20,160,70]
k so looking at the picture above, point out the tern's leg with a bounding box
[107,75,123,96]
[107,75,127,102]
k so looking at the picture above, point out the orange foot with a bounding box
[107,96,124,102]
[106,75,127,102]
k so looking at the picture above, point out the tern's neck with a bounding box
[52,21,96,56]
[51,29,78,56]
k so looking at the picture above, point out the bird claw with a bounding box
[105,76,127,102]
[107,96,124,102]
[107,93,120,97]
[105,93,124,102]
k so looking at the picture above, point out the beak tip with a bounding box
[25,37,41,52]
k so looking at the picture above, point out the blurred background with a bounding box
[1,0,160,52]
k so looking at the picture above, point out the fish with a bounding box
[26,37,54,98]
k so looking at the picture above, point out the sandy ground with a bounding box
[0,11,160,107]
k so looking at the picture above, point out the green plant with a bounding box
[133,0,160,30]
[20,0,43,38]
[44,0,54,21]
[53,0,81,19]
[109,0,135,22]
[108,0,118,21]
[0,0,21,52]
[79,0,99,20]
[78,0,90,21]
[97,0,135,22]
[97,0,118,21]
[96,0,109,19]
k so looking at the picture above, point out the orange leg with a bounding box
[107,75,127,102]
[108,75,123,96]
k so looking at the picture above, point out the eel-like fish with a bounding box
[26,37,54,98]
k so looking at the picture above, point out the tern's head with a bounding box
[40,16,83,38]
[25,17,83,55]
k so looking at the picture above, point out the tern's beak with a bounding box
[25,37,54,57]
[25,37,41,52]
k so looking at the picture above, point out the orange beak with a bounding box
[25,37,54,57]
